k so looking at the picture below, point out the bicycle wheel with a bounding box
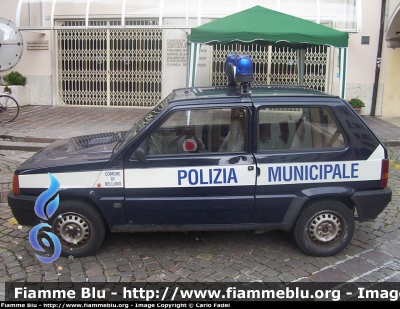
[0,94,19,122]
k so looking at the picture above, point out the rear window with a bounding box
[257,106,345,151]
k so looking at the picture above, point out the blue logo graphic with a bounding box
[29,173,62,263]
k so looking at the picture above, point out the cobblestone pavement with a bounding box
[0,105,149,140]
[0,147,400,293]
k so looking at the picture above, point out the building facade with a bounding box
[0,0,398,117]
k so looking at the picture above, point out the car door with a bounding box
[123,103,256,227]
[252,98,348,225]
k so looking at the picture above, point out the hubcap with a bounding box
[308,212,342,244]
[54,213,90,247]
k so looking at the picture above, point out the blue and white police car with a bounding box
[8,55,392,257]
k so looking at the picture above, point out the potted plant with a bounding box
[347,97,365,114]
[2,71,26,88]
[1,71,29,105]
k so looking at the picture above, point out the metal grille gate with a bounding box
[57,25,162,107]
[212,44,329,91]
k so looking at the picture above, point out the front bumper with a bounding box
[352,187,392,222]
[7,192,40,226]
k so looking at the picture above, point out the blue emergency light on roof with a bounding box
[225,54,238,71]
[224,54,254,85]
[225,54,238,86]
[235,55,254,83]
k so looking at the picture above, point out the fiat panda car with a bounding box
[8,55,392,258]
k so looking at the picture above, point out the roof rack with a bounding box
[253,84,310,89]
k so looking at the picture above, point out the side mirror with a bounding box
[131,139,148,162]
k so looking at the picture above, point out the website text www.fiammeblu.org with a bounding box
[7,285,400,302]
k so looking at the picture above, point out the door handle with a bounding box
[248,166,260,176]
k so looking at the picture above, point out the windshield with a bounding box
[112,93,173,155]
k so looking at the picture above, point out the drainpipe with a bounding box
[370,0,386,116]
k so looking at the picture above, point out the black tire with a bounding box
[0,94,19,122]
[49,200,106,257]
[293,200,355,257]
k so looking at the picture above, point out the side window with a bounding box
[258,107,344,151]
[146,107,247,156]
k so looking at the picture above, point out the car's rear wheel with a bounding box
[293,200,355,257]
[49,200,106,257]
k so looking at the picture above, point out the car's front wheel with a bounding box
[293,200,355,257]
[49,200,106,257]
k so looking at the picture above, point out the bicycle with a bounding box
[0,92,19,122]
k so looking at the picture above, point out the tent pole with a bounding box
[187,42,201,87]
[297,49,305,85]
[186,43,191,87]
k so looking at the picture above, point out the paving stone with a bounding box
[159,260,175,269]
[175,255,191,262]
[7,266,22,275]
[261,268,280,277]
[159,272,179,281]
[26,273,43,282]
[85,268,104,277]
[103,263,118,270]
[188,271,208,281]
[119,276,132,283]
[145,275,160,281]
[186,263,203,272]
[175,268,193,278]
[360,249,394,265]
[277,273,297,282]
[71,268,84,276]
[106,276,121,282]
[219,267,239,278]
[133,270,147,280]
[68,262,83,271]
[44,271,59,281]
[71,274,86,282]
[119,271,133,277]
[199,260,213,268]
[263,276,281,283]
[79,256,97,263]
[3,255,16,263]
[98,257,115,265]
[11,271,26,281]
[175,262,188,268]
[145,263,161,271]
[0,276,10,282]
[290,268,311,278]
[210,272,227,281]
[233,274,254,281]
[84,262,102,269]
[284,259,304,268]
[197,252,214,260]
[88,275,106,282]
[104,269,120,276]
[58,274,72,282]
[115,259,130,266]
[309,268,352,282]
[379,241,400,258]
[119,265,133,272]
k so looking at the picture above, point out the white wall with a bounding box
[344,1,382,115]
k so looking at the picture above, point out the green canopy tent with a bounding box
[187,5,349,98]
